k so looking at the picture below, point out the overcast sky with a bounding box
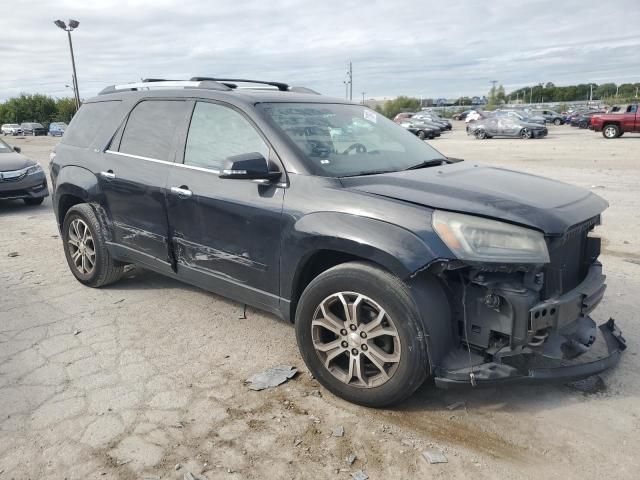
[2,0,639,102]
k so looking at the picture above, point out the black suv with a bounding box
[20,122,47,136]
[50,78,626,407]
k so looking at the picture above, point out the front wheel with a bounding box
[520,128,533,139]
[553,118,562,126]
[475,129,487,139]
[603,124,620,139]
[295,262,429,407]
[62,204,124,287]
[417,130,426,140]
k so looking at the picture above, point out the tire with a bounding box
[23,197,44,206]
[295,261,429,407]
[475,129,487,140]
[417,130,426,140]
[602,124,620,139]
[520,128,533,139]
[553,118,562,126]
[62,204,124,287]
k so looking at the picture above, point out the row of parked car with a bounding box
[392,111,453,139]
[1,122,67,137]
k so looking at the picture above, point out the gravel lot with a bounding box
[1,126,639,479]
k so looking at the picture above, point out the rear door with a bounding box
[165,100,285,313]
[101,99,192,269]
[624,104,639,132]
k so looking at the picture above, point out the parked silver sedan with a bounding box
[467,116,548,139]
[0,139,49,205]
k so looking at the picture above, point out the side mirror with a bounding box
[219,153,280,181]
[13,146,21,153]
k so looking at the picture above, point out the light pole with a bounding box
[54,19,81,110]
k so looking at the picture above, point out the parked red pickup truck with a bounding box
[591,104,639,138]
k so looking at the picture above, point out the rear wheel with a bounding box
[603,124,620,139]
[417,130,426,140]
[62,204,124,287]
[520,128,533,139]
[295,262,428,407]
[23,197,44,206]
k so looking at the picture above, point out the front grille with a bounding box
[0,171,27,182]
[542,217,600,299]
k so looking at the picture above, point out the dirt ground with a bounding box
[1,126,639,480]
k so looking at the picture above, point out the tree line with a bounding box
[506,82,640,104]
[0,94,77,126]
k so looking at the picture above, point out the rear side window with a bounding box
[184,102,269,170]
[63,101,121,148]
[119,100,191,161]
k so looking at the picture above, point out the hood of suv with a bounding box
[340,162,607,235]
[0,152,34,171]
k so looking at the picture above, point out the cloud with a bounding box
[1,0,639,101]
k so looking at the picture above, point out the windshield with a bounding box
[0,139,13,153]
[258,103,446,177]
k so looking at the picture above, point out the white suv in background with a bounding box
[1,124,22,136]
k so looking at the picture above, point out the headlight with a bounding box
[432,210,549,263]
[25,164,43,175]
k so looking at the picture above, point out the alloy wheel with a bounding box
[67,218,96,275]
[604,126,618,138]
[311,292,401,388]
[520,128,532,139]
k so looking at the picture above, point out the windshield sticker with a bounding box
[320,159,330,164]
[363,110,377,123]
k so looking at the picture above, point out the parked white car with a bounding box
[1,124,22,136]
[465,111,481,123]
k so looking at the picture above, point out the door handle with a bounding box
[100,170,116,180]
[170,186,193,198]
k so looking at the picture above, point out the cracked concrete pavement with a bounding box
[1,127,639,479]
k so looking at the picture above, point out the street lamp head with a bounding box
[68,19,80,29]
[54,20,67,30]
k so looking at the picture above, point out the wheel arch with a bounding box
[283,212,442,322]
[53,166,113,240]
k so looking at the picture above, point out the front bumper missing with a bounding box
[434,318,626,388]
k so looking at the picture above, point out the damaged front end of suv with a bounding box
[419,209,626,388]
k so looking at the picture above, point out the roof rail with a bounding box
[98,77,320,96]
[190,77,290,92]
[98,79,231,95]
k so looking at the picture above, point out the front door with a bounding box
[100,99,192,268]
[166,101,285,313]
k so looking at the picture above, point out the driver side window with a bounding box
[184,102,269,170]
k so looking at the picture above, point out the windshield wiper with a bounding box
[403,159,448,171]
[341,169,397,178]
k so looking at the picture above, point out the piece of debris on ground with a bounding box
[422,450,448,464]
[183,472,198,480]
[245,365,297,391]
[351,470,369,480]
[567,374,606,394]
[332,425,345,437]
[446,401,466,410]
[346,453,357,465]
[7,252,19,257]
